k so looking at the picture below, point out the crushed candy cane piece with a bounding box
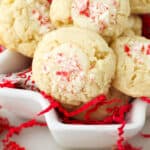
[31,0,54,34]
[123,41,150,64]
[72,0,119,32]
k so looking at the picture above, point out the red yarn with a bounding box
[0,46,5,53]
[0,116,11,134]
[117,121,126,150]
[141,133,150,138]
[2,119,47,150]
[0,80,16,88]
[141,97,150,103]
[3,141,25,150]
[113,142,142,150]
[40,91,132,125]
[123,143,142,150]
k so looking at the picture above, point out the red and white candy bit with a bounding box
[72,0,118,32]
[47,0,52,4]
[0,68,39,91]
[31,1,54,34]
[0,46,5,53]
[124,42,150,64]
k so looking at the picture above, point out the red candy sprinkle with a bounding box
[124,44,131,56]
[79,1,90,17]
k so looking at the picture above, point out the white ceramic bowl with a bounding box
[0,49,31,74]
[0,88,147,149]
[0,50,148,149]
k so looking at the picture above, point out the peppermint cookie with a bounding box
[72,0,130,39]
[112,36,150,97]
[130,0,150,14]
[63,88,130,121]
[32,27,116,106]
[50,0,130,39]
[0,0,54,57]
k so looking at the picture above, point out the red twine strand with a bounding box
[141,96,150,103]
[113,142,142,150]
[0,46,5,53]
[141,133,150,138]
[0,115,12,135]
[2,119,47,150]
[0,80,16,88]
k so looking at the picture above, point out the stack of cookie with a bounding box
[0,0,150,121]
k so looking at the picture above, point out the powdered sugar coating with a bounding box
[43,43,88,98]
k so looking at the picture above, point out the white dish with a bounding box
[1,109,150,150]
[0,88,148,149]
[0,50,148,149]
[0,49,31,74]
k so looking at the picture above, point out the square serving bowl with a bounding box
[0,50,148,149]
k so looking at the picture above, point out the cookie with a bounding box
[50,0,130,39]
[112,36,150,97]
[125,15,142,36]
[120,15,142,39]
[63,88,130,121]
[72,0,130,38]
[32,27,116,106]
[0,0,54,57]
[130,0,150,14]
[50,0,73,27]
